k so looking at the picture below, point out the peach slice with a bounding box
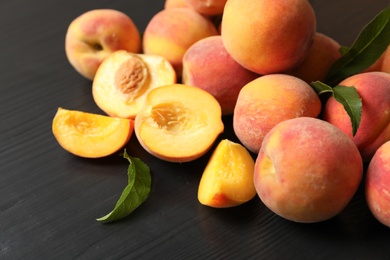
[134,84,224,162]
[198,139,256,208]
[52,107,134,158]
[92,50,176,119]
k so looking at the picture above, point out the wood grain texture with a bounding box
[1,0,389,259]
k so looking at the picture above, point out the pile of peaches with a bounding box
[52,0,390,227]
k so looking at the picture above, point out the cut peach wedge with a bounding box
[52,108,134,158]
[134,84,224,163]
[198,139,256,208]
[92,50,176,119]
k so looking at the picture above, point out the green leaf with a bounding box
[310,81,362,136]
[310,81,334,95]
[97,149,151,223]
[325,6,390,85]
[332,85,362,136]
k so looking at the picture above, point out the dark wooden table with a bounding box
[1,0,389,259]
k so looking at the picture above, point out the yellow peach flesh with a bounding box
[52,108,133,158]
[135,84,224,162]
[198,139,256,208]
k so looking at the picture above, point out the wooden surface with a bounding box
[1,0,389,259]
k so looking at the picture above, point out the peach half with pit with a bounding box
[92,50,176,119]
[198,139,256,208]
[52,108,134,158]
[65,9,141,80]
[134,84,224,163]
[254,117,363,223]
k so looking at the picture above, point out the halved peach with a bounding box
[92,50,176,119]
[52,107,134,158]
[134,84,224,162]
[198,139,256,208]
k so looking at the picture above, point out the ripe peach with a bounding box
[233,74,322,154]
[221,0,316,75]
[182,35,260,115]
[134,84,224,162]
[92,50,176,119]
[255,117,363,223]
[65,9,141,80]
[184,0,227,16]
[164,0,189,9]
[365,140,390,228]
[142,8,218,78]
[322,71,390,161]
[52,108,134,158]
[287,32,342,84]
[198,139,256,208]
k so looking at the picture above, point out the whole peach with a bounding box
[233,74,321,154]
[142,8,218,78]
[366,140,390,228]
[164,0,189,9]
[184,0,227,16]
[287,32,342,84]
[182,35,260,115]
[255,117,363,223]
[322,71,390,161]
[65,9,141,80]
[221,0,316,75]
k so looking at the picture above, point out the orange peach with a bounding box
[142,8,218,78]
[182,35,260,115]
[365,140,390,228]
[287,32,342,84]
[52,108,134,158]
[233,74,322,154]
[92,50,176,119]
[134,84,224,162]
[322,71,390,161]
[164,0,189,9]
[184,0,227,16]
[255,117,363,223]
[198,139,256,208]
[221,0,316,75]
[65,9,141,80]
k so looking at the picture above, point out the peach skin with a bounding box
[365,140,390,228]
[65,9,141,80]
[142,8,218,78]
[221,0,316,75]
[233,74,321,154]
[182,35,260,115]
[254,117,363,223]
[322,71,390,161]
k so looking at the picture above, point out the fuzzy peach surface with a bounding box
[182,35,260,115]
[142,8,218,77]
[221,0,316,75]
[254,117,363,223]
[323,71,390,161]
[233,74,321,154]
[65,9,141,80]
[366,141,390,228]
